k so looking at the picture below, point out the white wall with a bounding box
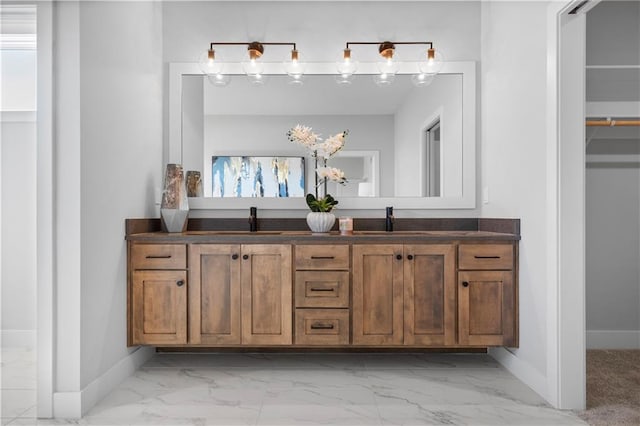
[1,116,37,348]
[78,0,163,390]
[162,0,481,218]
[394,74,462,197]
[585,163,640,348]
[1,22,37,349]
[51,0,162,416]
[204,114,394,196]
[480,1,551,398]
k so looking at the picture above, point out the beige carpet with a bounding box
[578,350,640,426]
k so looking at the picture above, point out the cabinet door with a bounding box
[241,244,292,345]
[458,271,515,346]
[352,245,404,345]
[404,245,456,346]
[189,245,241,345]
[132,270,187,345]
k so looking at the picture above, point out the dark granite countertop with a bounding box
[126,229,520,243]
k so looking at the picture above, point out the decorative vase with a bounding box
[186,170,203,197]
[306,212,336,234]
[161,164,189,233]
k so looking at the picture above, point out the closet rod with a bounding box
[586,119,640,127]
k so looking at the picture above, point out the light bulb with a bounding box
[373,72,395,87]
[418,48,444,75]
[284,49,305,84]
[198,49,223,75]
[206,73,230,87]
[411,73,435,87]
[336,48,358,79]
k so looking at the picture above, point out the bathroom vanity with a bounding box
[126,218,519,350]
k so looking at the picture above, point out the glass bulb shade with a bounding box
[335,73,355,85]
[242,58,264,76]
[376,57,399,75]
[206,73,231,87]
[373,72,395,87]
[283,58,306,78]
[411,73,435,87]
[288,73,304,85]
[247,73,266,85]
[336,58,358,76]
[198,50,223,75]
[418,49,444,75]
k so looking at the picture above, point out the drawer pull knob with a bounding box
[311,256,335,260]
[310,287,335,292]
[232,254,239,260]
[407,254,414,260]
[146,255,171,259]
[474,255,500,259]
[396,254,403,260]
[462,281,469,287]
[177,280,185,287]
[310,323,335,330]
[243,254,249,260]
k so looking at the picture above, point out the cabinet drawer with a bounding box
[131,244,187,270]
[295,245,349,270]
[458,244,513,270]
[295,309,349,345]
[295,271,350,308]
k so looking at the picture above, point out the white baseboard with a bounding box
[53,346,155,418]
[1,329,36,349]
[489,347,549,404]
[586,330,640,349]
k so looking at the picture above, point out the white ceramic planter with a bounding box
[306,212,336,233]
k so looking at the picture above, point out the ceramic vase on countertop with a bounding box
[306,212,336,234]
[161,163,189,232]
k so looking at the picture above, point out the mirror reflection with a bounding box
[181,73,462,198]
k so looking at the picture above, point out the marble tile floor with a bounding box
[1,347,37,426]
[3,352,587,426]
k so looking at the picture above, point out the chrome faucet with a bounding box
[385,206,394,232]
[249,206,258,232]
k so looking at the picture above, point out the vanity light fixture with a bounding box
[336,47,359,85]
[199,41,304,86]
[337,41,444,86]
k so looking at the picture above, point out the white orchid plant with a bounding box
[287,124,348,212]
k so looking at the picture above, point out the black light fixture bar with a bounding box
[345,41,433,49]
[208,41,297,51]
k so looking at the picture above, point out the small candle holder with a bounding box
[339,216,353,235]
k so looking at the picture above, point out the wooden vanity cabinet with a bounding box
[404,244,456,346]
[129,243,188,345]
[352,244,456,346]
[352,245,404,345]
[189,244,292,346]
[457,244,517,347]
[294,244,350,345]
[126,225,519,350]
[188,244,241,345]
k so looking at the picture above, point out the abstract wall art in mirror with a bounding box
[211,156,305,198]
